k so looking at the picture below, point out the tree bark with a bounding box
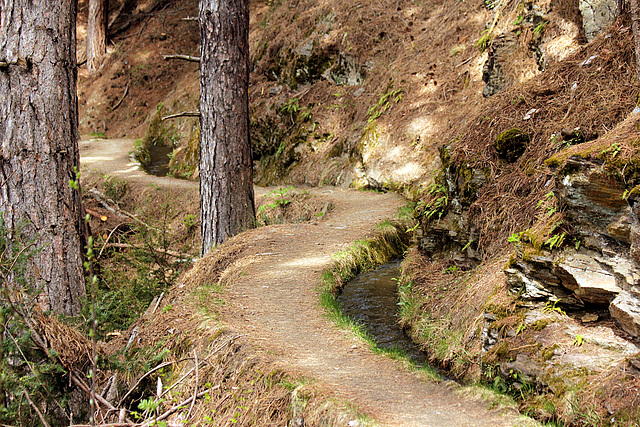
[199,0,255,255]
[0,0,87,315]
[631,0,640,87]
[87,0,109,74]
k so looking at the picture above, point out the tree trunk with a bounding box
[87,0,109,74]
[199,0,255,255]
[631,0,640,87]
[0,0,87,316]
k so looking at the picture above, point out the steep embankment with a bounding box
[79,139,534,426]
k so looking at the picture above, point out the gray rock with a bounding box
[482,33,517,97]
[325,54,365,86]
[555,157,630,245]
[506,267,556,300]
[555,251,622,304]
[595,252,640,292]
[610,291,640,337]
[579,0,616,42]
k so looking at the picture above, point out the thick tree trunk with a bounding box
[0,1,87,315]
[87,0,109,74]
[199,0,255,255]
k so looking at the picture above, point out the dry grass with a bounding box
[444,20,638,258]
[256,187,334,226]
[39,313,97,371]
[399,248,516,379]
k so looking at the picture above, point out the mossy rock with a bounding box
[494,128,530,162]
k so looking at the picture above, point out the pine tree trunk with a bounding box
[631,0,640,86]
[199,0,255,255]
[0,0,87,316]
[87,0,109,74]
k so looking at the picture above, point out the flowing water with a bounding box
[144,144,173,176]
[337,262,429,365]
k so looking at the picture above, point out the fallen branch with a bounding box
[151,292,165,314]
[70,371,135,424]
[117,357,195,407]
[186,350,198,420]
[87,189,151,228]
[98,223,130,259]
[163,54,200,62]
[103,242,194,260]
[161,111,200,121]
[23,391,51,427]
[112,85,130,111]
[160,337,235,398]
[153,386,220,424]
[182,16,198,21]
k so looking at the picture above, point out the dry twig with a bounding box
[186,350,198,420]
[163,54,200,62]
[161,111,200,120]
[103,242,194,260]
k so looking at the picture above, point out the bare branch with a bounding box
[163,54,200,62]
[112,85,130,111]
[70,371,135,424]
[186,350,198,420]
[161,111,200,121]
[117,358,194,407]
[102,242,194,260]
[23,391,51,427]
[87,189,152,228]
[155,386,220,423]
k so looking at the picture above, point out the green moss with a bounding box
[492,341,511,359]
[530,318,552,331]
[459,164,479,205]
[494,129,530,162]
[541,343,559,360]
[544,156,561,168]
[484,303,514,320]
[505,253,517,269]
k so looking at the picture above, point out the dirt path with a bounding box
[220,193,530,427]
[80,138,530,427]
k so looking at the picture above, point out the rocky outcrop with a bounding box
[482,33,518,97]
[579,0,617,41]
[506,247,640,306]
[504,156,640,338]
[610,291,640,336]
[483,307,639,393]
[555,156,630,247]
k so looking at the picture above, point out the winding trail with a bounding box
[80,138,531,427]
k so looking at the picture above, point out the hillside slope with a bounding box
[77,0,640,425]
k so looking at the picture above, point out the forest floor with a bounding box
[79,138,535,426]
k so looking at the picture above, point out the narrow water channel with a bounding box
[337,262,429,366]
[144,144,173,176]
